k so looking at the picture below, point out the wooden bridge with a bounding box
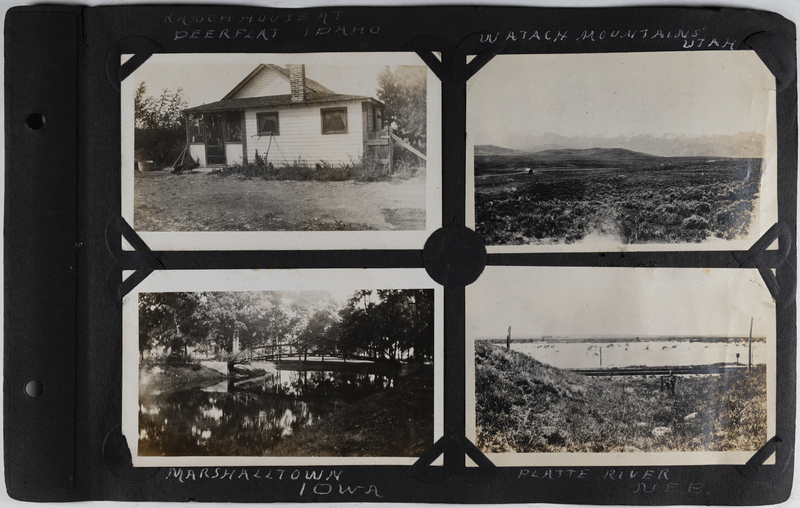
[230,343,385,364]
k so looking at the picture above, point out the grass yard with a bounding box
[475,341,767,454]
[134,169,427,232]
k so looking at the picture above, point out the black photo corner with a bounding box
[3,0,800,506]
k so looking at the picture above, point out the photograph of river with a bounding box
[123,269,442,466]
[505,337,767,371]
[466,266,775,466]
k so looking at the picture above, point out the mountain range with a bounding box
[473,146,671,167]
[478,132,766,158]
[473,144,525,156]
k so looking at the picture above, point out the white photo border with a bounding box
[122,52,442,251]
[123,268,444,467]
[465,266,777,467]
[466,51,778,253]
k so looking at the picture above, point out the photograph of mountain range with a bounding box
[468,52,777,250]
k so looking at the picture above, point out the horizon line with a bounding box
[476,335,768,340]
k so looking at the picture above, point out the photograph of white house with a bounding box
[121,53,441,250]
[183,63,391,168]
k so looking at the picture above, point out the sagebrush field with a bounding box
[474,341,767,454]
[474,149,763,245]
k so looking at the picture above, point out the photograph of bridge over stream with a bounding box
[467,52,777,252]
[132,282,436,463]
[467,266,775,466]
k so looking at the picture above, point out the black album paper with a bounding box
[4,3,797,505]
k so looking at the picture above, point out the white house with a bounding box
[183,64,388,167]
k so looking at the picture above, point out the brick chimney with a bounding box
[288,64,306,103]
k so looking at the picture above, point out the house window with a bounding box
[188,114,205,143]
[257,112,280,135]
[321,107,348,134]
[372,107,383,131]
[225,111,242,142]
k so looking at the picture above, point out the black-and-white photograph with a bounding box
[123,269,443,466]
[466,267,775,466]
[121,53,441,251]
[467,52,777,252]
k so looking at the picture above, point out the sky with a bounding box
[129,53,421,108]
[467,266,775,340]
[467,51,775,148]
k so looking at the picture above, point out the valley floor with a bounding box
[475,160,761,245]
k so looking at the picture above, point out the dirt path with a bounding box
[134,171,427,232]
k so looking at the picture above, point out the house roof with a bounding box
[184,93,380,114]
[222,64,335,100]
[184,63,384,114]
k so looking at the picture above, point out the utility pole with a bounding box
[507,326,511,350]
[748,317,753,372]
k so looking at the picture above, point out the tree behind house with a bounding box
[134,82,188,167]
[376,66,427,152]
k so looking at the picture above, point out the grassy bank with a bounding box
[139,363,227,393]
[475,341,766,454]
[267,364,434,457]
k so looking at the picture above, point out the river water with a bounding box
[510,340,767,370]
[138,361,394,456]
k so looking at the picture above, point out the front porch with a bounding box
[185,110,246,168]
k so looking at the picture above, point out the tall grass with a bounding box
[214,151,415,182]
[475,341,767,454]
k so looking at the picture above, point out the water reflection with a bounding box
[138,363,395,456]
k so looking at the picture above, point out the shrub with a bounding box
[350,153,391,182]
[681,215,710,230]
[688,200,712,215]
[215,151,275,178]
[214,152,404,182]
[661,212,682,226]
[390,150,422,179]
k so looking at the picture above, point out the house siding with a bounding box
[188,143,207,167]
[225,143,244,165]
[244,101,365,165]
[234,67,290,99]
